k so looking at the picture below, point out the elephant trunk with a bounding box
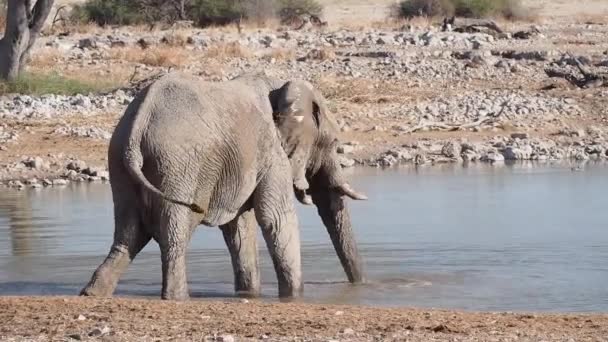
[310,158,364,284]
[311,188,364,283]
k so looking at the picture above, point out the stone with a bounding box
[23,156,47,170]
[68,333,82,340]
[441,141,460,158]
[337,144,354,154]
[53,179,69,186]
[42,179,53,186]
[341,328,355,335]
[511,132,529,140]
[76,314,87,321]
[78,38,97,49]
[67,160,87,172]
[217,335,235,342]
[88,326,111,337]
[481,150,505,162]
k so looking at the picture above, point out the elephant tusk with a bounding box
[337,183,368,200]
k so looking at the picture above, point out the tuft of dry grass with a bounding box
[160,30,189,47]
[304,47,336,61]
[29,48,65,68]
[264,48,296,61]
[203,42,253,59]
[110,47,191,67]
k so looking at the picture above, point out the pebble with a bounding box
[217,335,235,342]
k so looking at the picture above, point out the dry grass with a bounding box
[110,46,191,67]
[303,47,336,61]
[203,42,253,59]
[28,48,65,68]
[264,48,296,61]
[160,30,189,47]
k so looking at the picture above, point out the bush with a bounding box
[395,0,526,19]
[0,73,111,95]
[277,0,322,22]
[396,0,454,18]
[71,0,323,27]
[70,0,144,26]
[191,0,244,27]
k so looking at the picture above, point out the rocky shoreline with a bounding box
[1,296,607,342]
[2,7,608,187]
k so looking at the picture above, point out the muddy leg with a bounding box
[220,208,260,297]
[80,205,150,297]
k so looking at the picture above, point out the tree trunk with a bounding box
[0,0,54,81]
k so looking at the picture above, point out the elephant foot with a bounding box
[235,289,261,298]
[161,291,190,301]
[79,269,117,297]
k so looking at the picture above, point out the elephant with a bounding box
[80,71,367,300]
[273,80,320,205]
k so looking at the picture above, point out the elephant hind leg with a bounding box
[80,204,150,297]
[220,208,260,297]
[253,163,303,298]
[158,204,198,301]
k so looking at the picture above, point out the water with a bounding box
[1,162,607,312]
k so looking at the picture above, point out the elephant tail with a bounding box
[124,153,206,214]
[123,82,205,214]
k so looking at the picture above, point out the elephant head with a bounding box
[271,79,368,283]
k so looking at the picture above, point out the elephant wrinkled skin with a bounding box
[80,71,367,300]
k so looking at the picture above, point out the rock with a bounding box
[67,333,82,340]
[481,150,505,162]
[78,38,97,49]
[88,326,111,337]
[76,314,87,321]
[23,156,48,170]
[53,179,69,186]
[337,144,354,154]
[441,141,460,158]
[502,146,532,160]
[341,328,355,335]
[334,310,344,316]
[511,132,529,140]
[67,160,87,172]
[217,335,235,342]
[25,178,38,185]
[42,179,53,186]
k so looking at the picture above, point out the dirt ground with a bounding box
[1,296,608,341]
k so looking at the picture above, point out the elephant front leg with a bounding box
[254,165,303,298]
[220,208,261,297]
[81,207,150,297]
[159,206,194,301]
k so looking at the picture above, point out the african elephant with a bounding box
[220,74,369,297]
[80,71,366,300]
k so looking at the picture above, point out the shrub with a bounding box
[70,0,144,26]
[0,73,112,95]
[277,0,322,23]
[191,0,243,26]
[395,0,526,19]
[396,0,455,18]
[71,0,323,27]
